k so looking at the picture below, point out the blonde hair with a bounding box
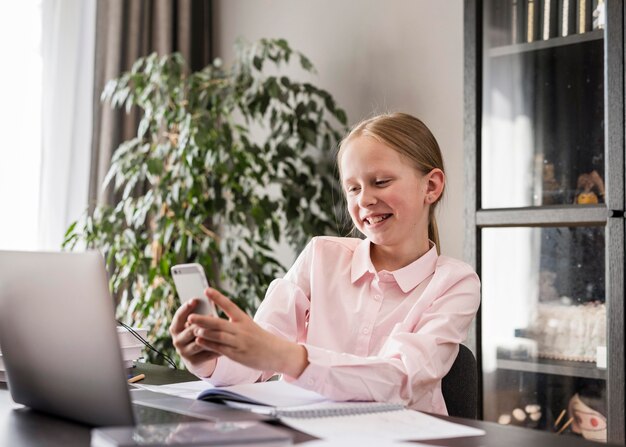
[337,112,445,254]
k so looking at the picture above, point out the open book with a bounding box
[197,380,404,418]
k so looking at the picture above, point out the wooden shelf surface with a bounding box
[497,357,607,380]
[488,30,604,58]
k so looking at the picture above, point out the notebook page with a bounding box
[280,409,486,441]
[199,380,329,407]
[132,380,211,400]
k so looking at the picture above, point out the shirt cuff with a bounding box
[205,356,263,386]
[282,344,331,393]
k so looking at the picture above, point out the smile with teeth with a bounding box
[364,214,392,225]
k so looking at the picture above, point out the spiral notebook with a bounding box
[196,380,403,418]
[196,381,485,441]
[141,380,485,441]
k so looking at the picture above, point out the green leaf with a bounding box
[334,108,348,125]
[299,54,314,72]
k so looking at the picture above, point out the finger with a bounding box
[204,287,247,321]
[187,314,237,335]
[195,337,234,358]
[170,299,198,334]
[172,325,197,350]
[193,326,238,349]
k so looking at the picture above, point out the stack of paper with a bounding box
[117,326,148,368]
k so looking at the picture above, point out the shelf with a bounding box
[476,204,609,227]
[488,30,604,58]
[497,358,606,380]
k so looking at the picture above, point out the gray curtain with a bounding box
[89,0,212,207]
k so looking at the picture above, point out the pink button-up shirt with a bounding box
[207,236,480,415]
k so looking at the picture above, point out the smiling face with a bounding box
[340,135,436,268]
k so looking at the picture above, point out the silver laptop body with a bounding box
[0,250,135,426]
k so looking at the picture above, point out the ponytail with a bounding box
[428,214,441,255]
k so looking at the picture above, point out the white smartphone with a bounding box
[171,263,218,316]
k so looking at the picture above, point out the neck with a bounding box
[370,238,431,272]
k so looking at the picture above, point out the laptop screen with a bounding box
[0,250,135,426]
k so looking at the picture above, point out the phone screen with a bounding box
[171,264,218,316]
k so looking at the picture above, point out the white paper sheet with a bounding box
[280,409,485,441]
[131,380,212,400]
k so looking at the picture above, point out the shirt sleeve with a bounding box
[284,262,481,411]
[204,240,314,386]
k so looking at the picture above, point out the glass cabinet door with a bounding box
[482,0,605,209]
[476,0,621,443]
[481,226,606,438]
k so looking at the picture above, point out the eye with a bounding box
[375,179,390,187]
[347,185,361,194]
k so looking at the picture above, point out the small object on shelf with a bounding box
[568,392,607,442]
[556,416,574,434]
[498,414,512,425]
[542,0,559,40]
[498,403,543,428]
[527,0,541,42]
[577,0,592,34]
[559,0,577,36]
[525,301,606,362]
[576,191,598,204]
[574,169,605,204]
[553,409,567,428]
[525,404,541,414]
[592,0,605,30]
[541,162,564,205]
[512,0,527,44]
[512,408,527,421]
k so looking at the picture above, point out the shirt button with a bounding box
[374,294,382,301]
[362,327,370,334]
[307,378,315,386]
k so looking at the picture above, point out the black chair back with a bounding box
[441,344,478,419]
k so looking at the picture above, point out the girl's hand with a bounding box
[187,287,309,378]
[169,298,219,378]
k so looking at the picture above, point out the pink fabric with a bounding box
[207,236,480,415]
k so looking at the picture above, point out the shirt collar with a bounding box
[351,239,439,293]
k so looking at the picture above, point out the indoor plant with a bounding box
[64,38,348,365]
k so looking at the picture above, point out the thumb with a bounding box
[204,287,246,321]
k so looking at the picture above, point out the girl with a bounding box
[170,112,480,415]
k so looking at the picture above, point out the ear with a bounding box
[424,168,445,203]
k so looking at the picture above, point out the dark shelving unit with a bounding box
[465,0,625,443]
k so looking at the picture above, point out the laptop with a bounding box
[0,250,267,427]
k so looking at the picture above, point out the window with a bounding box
[0,1,43,250]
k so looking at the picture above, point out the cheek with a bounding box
[346,198,362,224]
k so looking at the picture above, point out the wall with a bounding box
[213,0,465,262]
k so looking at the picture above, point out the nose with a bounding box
[357,186,377,207]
